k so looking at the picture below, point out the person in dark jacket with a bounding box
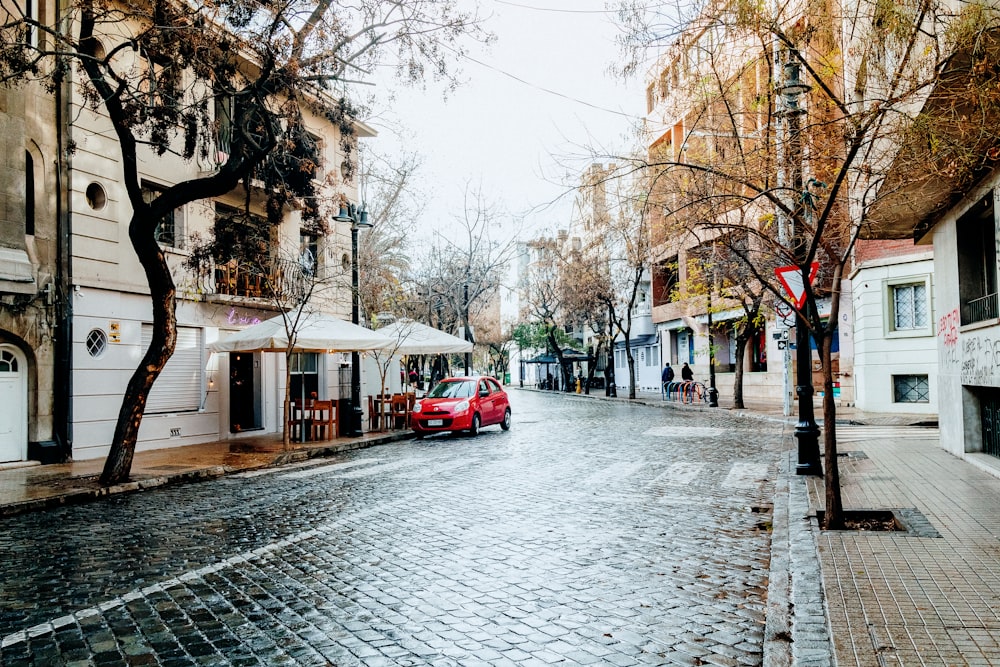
[661,363,674,384]
[681,363,693,381]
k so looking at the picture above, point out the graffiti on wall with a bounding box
[938,308,960,367]
[960,333,1000,386]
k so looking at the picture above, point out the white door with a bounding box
[0,345,26,462]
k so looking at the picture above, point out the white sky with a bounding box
[363,0,647,243]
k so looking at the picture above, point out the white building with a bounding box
[64,53,378,460]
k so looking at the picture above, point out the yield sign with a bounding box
[775,262,819,309]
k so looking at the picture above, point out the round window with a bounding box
[85,183,107,210]
[86,328,108,358]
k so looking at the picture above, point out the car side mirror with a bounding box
[479,389,489,397]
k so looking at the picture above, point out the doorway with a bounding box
[229,352,262,433]
[0,345,27,462]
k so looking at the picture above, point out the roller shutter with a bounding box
[140,324,203,413]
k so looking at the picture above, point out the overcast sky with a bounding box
[364,0,647,244]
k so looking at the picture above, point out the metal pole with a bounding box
[782,59,822,475]
[463,279,471,375]
[349,222,364,437]
[707,257,718,407]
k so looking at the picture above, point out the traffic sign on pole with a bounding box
[775,262,819,309]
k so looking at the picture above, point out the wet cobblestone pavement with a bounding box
[1,390,785,666]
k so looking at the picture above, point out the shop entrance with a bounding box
[229,352,262,433]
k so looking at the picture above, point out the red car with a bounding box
[411,376,512,437]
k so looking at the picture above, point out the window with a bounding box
[86,329,107,358]
[653,257,679,306]
[289,352,318,401]
[893,374,929,403]
[25,152,34,235]
[142,181,177,248]
[0,349,18,372]
[957,192,998,325]
[891,282,928,331]
[141,325,203,412]
[85,182,106,210]
[25,0,38,48]
[300,232,318,277]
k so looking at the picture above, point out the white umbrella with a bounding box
[209,311,394,353]
[376,319,473,355]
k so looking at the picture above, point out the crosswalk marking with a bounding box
[278,458,382,479]
[644,426,725,438]
[723,462,769,489]
[650,462,705,487]
[583,460,647,487]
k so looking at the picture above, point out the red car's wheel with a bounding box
[500,408,511,431]
[469,413,481,436]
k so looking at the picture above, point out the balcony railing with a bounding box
[963,292,999,325]
[200,258,312,303]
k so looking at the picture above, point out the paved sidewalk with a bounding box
[0,430,412,517]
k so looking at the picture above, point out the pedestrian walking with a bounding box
[681,362,693,381]
[661,362,675,384]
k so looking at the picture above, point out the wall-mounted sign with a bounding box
[109,320,121,343]
[226,308,261,326]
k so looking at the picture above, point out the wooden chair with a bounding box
[288,399,313,442]
[367,395,379,431]
[311,400,336,441]
[389,394,409,429]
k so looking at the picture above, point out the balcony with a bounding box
[199,258,313,305]
[963,292,999,325]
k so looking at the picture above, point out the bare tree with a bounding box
[422,186,520,374]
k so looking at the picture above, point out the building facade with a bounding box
[0,12,64,464]
[61,38,374,461]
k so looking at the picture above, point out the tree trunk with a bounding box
[820,331,844,529]
[100,218,176,485]
[626,347,636,400]
[282,350,292,450]
[733,333,749,409]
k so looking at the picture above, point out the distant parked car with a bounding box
[411,376,511,437]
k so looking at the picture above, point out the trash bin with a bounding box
[504,372,510,384]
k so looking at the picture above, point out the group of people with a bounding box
[661,361,693,386]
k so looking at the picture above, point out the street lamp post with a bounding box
[335,202,372,437]
[706,246,719,407]
[779,57,822,476]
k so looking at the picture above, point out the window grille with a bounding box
[893,375,929,403]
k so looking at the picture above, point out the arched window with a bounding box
[25,151,34,236]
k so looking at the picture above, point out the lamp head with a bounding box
[779,59,811,104]
[355,205,373,229]
[334,204,354,223]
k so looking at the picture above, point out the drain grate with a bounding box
[837,450,869,460]
[148,465,190,471]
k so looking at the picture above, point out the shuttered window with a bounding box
[140,325,203,413]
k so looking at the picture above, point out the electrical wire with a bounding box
[445,44,643,120]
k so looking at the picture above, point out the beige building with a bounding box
[0,6,64,464]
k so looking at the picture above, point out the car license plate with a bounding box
[427,419,444,426]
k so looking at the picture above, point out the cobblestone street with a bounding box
[0,389,785,666]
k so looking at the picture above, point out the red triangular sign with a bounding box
[775,263,819,309]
